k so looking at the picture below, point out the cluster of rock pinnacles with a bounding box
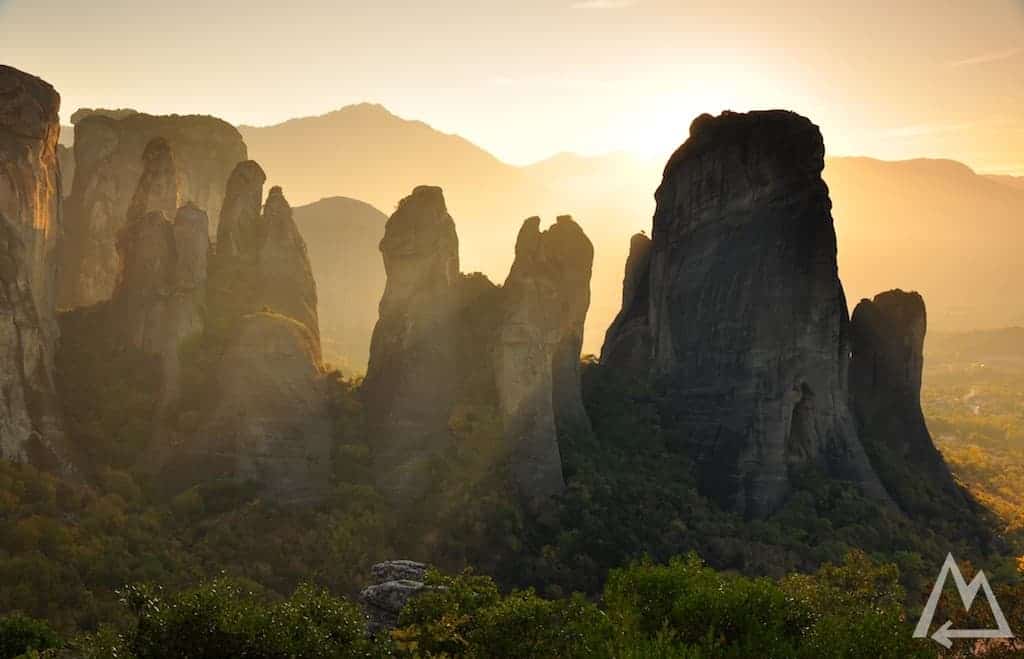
[1,64,971,520]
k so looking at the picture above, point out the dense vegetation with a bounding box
[0,552,947,657]
[1,330,1022,656]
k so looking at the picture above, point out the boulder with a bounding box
[360,560,431,635]
[0,65,69,469]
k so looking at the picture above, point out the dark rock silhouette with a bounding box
[849,290,972,515]
[59,111,246,308]
[364,187,594,506]
[603,110,888,517]
[208,162,320,355]
[0,65,69,469]
[600,232,652,374]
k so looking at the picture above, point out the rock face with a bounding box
[603,111,888,517]
[364,186,460,500]
[125,138,179,222]
[109,139,208,414]
[0,66,68,468]
[359,560,430,635]
[364,186,593,506]
[208,163,320,354]
[59,111,246,308]
[496,216,593,502]
[198,312,333,501]
[600,232,652,374]
[849,290,969,514]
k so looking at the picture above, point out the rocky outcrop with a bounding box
[496,215,593,503]
[107,140,208,414]
[0,66,68,469]
[600,232,652,374]
[59,111,246,308]
[363,186,461,500]
[364,186,593,506]
[359,560,430,634]
[196,312,333,501]
[603,111,888,518]
[849,290,970,515]
[125,138,179,222]
[208,162,320,354]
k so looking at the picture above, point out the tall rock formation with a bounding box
[166,160,330,500]
[0,65,68,468]
[600,232,652,374]
[364,186,593,506]
[602,110,888,517]
[364,186,461,500]
[208,162,320,353]
[196,312,333,502]
[849,290,971,516]
[59,111,246,308]
[496,215,593,502]
[108,139,208,410]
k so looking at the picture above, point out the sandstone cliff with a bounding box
[108,139,208,411]
[196,312,333,501]
[364,186,593,506]
[0,65,69,469]
[497,215,593,502]
[208,162,320,355]
[603,111,888,517]
[363,186,461,500]
[59,111,245,308]
[849,290,972,516]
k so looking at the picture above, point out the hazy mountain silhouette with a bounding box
[824,157,1024,331]
[291,196,388,372]
[986,174,1024,191]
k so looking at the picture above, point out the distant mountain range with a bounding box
[292,196,387,372]
[61,105,1024,362]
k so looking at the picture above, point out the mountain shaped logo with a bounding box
[913,553,1015,648]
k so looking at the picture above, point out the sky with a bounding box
[2,0,1022,172]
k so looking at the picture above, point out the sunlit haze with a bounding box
[4,0,1023,172]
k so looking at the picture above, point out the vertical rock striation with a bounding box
[59,111,246,308]
[849,290,970,515]
[603,110,888,517]
[363,186,461,500]
[0,65,68,468]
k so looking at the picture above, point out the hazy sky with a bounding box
[3,0,1022,172]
